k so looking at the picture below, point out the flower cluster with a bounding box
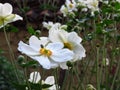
[60,0,99,16]
[18,21,86,69]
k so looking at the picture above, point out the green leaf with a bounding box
[27,26,35,35]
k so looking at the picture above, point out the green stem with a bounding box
[96,47,100,90]
[3,26,20,83]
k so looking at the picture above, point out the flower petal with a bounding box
[34,56,51,69]
[68,32,82,44]
[18,41,39,56]
[73,44,86,61]
[0,3,12,16]
[46,42,64,51]
[12,14,23,21]
[29,35,49,51]
[45,76,55,85]
[51,49,74,62]
[49,28,68,43]
[29,71,41,83]
[60,62,68,69]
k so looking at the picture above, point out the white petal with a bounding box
[0,3,12,16]
[48,85,56,90]
[49,28,68,43]
[60,62,68,69]
[46,42,63,51]
[45,76,55,85]
[29,71,41,83]
[51,49,74,62]
[73,44,86,61]
[50,60,59,68]
[34,56,51,69]
[18,41,39,56]
[12,14,23,21]
[29,35,49,51]
[68,32,82,44]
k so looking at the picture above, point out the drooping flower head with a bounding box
[0,3,23,28]
[18,35,74,69]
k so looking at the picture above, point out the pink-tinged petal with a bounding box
[68,32,82,44]
[51,49,74,63]
[46,42,63,51]
[45,76,55,85]
[60,62,68,69]
[1,3,12,16]
[18,41,39,56]
[73,44,86,61]
[34,56,51,69]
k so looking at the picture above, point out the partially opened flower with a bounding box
[28,71,41,83]
[28,71,57,90]
[18,35,74,69]
[42,76,57,90]
[49,27,86,69]
[0,3,23,28]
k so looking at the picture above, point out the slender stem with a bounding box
[3,26,20,83]
[110,57,120,90]
[96,47,100,90]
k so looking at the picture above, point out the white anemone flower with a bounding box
[43,21,67,30]
[49,28,86,69]
[18,35,74,69]
[29,71,56,90]
[84,0,99,16]
[60,5,69,17]
[65,0,77,12]
[0,3,23,28]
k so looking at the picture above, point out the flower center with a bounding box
[64,42,73,50]
[69,3,73,8]
[39,48,52,57]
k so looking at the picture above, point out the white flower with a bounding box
[42,76,56,90]
[49,27,86,69]
[60,0,77,17]
[60,5,69,17]
[43,21,67,30]
[0,3,23,28]
[29,71,57,90]
[84,0,99,16]
[18,35,74,69]
[28,71,41,83]
[65,0,77,12]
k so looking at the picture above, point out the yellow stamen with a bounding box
[64,42,73,50]
[39,48,52,57]
[69,3,73,8]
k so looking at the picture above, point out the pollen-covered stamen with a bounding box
[69,3,73,8]
[64,42,73,50]
[39,48,52,57]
